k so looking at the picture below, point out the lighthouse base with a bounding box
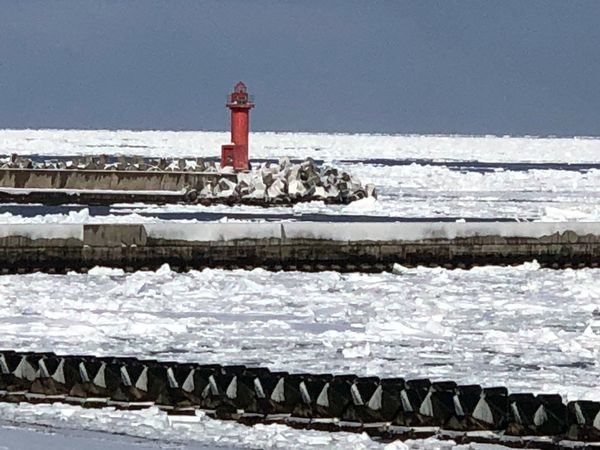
[221,144,249,171]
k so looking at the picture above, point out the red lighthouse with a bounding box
[221,81,254,171]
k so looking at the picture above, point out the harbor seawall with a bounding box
[1,222,600,273]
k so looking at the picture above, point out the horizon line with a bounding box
[1,128,600,141]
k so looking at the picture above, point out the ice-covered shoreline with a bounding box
[0,403,408,450]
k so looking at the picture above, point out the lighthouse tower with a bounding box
[221,81,254,171]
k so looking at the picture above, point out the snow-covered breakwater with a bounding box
[1,222,600,272]
[0,156,375,206]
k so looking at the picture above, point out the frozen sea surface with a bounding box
[2,129,600,163]
[1,263,599,402]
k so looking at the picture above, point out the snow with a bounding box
[0,220,599,242]
[0,403,407,450]
[2,129,600,163]
[280,221,600,241]
[0,208,260,225]
[144,222,282,241]
[0,209,163,225]
[0,421,216,450]
[0,223,82,240]
[1,264,600,402]
[148,220,600,242]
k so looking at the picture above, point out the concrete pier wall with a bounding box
[1,222,600,272]
[0,168,231,191]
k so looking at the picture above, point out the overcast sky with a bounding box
[1,0,599,135]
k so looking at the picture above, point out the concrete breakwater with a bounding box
[0,156,375,205]
[1,350,599,446]
[0,168,230,204]
[0,167,231,191]
[1,222,600,273]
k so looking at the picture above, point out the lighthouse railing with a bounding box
[226,94,255,105]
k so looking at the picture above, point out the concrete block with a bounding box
[313,375,357,419]
[393,379,431,426]
[29,356,78,396]
[566,400,600,441]
[506,393,566,436]
[470,387,509,431]
[443,384,482,431]
[339,377,381,423]
[416,381,458,426]
[84,225,147,247]
[291,374,333,419]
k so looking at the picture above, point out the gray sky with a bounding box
[1,0,600,135]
